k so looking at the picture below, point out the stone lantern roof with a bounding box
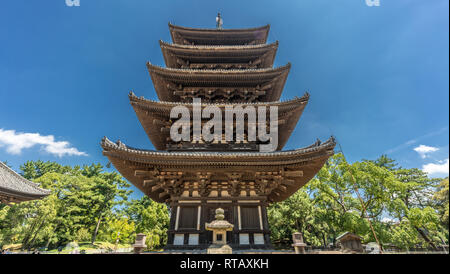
[205,208,234,231]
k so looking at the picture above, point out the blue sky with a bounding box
[0,0,448,199]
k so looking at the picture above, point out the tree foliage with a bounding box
[0,161,166,250]
[1,157,447,252]
[268,154,448,250]
[124,196,170,250]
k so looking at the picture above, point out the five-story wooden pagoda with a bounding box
[101,20,335,250]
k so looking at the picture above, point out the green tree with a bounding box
[79,164,132,244]
[268,189,320,246]
[386,168,443,249]
[307,153,362,245]
[433,178,449,227]
[0,161,132,249]
[100,217,136,245]
[368,154,398,170]
[125,196,169,250]
[20,160,76,180]
[267,153,448,251]
[0,192,59,250]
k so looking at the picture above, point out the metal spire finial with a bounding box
[216,12,223,29]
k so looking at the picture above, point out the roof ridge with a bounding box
[128,91,309,106]
[168,23,270,33]
[159,40,279,50]
[146,62,291,74]
[101,136,336,157]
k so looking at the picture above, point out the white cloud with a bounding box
[384,127,448,154]
[422,159,449,176]
[0,128,87,157]
[413,144,439,159]
[385,138,417,154]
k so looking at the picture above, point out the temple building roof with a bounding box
[0,161,51,204]
[100,136,336,203]
[169,23,270,45]
[160,40,278,69]
[146,62,291,103]
[129,92,309,151]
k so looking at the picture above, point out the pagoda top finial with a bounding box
[216,12,223,29]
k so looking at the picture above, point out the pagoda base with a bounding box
[165,200,273,250]
[164,243,272,251]
[207,244,232,254]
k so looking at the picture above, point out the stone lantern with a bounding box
[133,233,147,254]
[205,208,234,254]
[292,232,307,254]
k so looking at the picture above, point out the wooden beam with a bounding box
[278,185,287,192]
[134,170,148,176]
[153,119,171,127]
[143,179,155,187]
[282,179,296,186]
[161,127,171,133]
[159,191,169,198]
[152,185,162,192]
[284,171,303,177]
[134,169,159,177]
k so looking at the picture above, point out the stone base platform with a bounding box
[146,249,295,254]
[207,244,233,254]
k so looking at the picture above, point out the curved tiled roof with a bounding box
[169,23,270,46]
[128,92,310,150]
[101,136,335,202]
[0,161,51,203]
[159,40,278,50]
[146,62,291,103]
[128,91,309,107]
[147,62,290,74]
[168,23,271,33]
[101,136,335,159]
[159,40,279,69]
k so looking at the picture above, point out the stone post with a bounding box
[292,232,307,254]
[133,233,147,254]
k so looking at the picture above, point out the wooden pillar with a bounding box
[261,204,271,246]
[199,200,208,246]
[232,204,239,245]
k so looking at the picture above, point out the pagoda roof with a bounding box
[169,23,270,45]
[146,62,291,102]
[159,40,278,69]
[0,161,51,204]
[101,136,336,203]
[129,92,309,151]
